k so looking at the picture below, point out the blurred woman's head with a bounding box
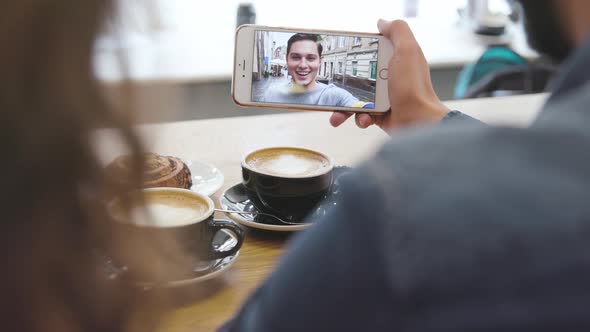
[0,1,164,331]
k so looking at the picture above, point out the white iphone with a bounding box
[232,25,393,113]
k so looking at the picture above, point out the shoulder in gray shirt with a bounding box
[263,81,359,107]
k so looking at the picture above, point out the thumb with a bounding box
[377,19,391,36]
[377,19,418,50]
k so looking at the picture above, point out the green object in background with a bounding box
[454,46,528,99]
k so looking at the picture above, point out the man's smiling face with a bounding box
[287,40,321,88]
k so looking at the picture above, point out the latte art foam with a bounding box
[115,192,210,227]
[246,148,331,177]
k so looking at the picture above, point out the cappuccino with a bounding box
[246,147,331,177]
[108,188,244,266]
[114,191,210,227]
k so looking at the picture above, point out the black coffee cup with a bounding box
[108,188,245,272]
[241,147,334,220]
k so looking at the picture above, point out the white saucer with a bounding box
[185,160,224,197]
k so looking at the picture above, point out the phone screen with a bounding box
[252,30,380,110]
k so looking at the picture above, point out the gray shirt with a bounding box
[263,81,359,107]
[222,39,590,332]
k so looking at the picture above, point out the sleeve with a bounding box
[340,91,360,107]
[328,86,360,107]
[219,174,399,332]
[441,110,485,125]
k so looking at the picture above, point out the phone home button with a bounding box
[379,68,389,80]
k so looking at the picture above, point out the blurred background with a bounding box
[96,0,548,123]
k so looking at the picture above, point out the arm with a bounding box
[220,174,398,332]
[441,110,484,125]
[337,87,361,107]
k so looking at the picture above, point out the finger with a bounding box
[377,19,391,37]
[369,110,389,130]
[390,20,419,51]
[355,113,374,129]
[378,19,418,51]
[329,112,353,127]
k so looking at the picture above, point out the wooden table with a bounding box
[97,94,547,331]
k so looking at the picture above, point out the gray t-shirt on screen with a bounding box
[262,81,359,107]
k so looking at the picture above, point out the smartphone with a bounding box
[232,25,393,113]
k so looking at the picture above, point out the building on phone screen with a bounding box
[318,35,378,103]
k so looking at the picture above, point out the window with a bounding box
[369,61,377,80]
[338,37,345,48]
[352,61,358,76]
[353,37,362,46]
[338,61,343,74]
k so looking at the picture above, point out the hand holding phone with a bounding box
[232,25,393,113]
[330,20,450,131]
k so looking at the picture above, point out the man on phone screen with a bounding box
[263,33,374,109]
